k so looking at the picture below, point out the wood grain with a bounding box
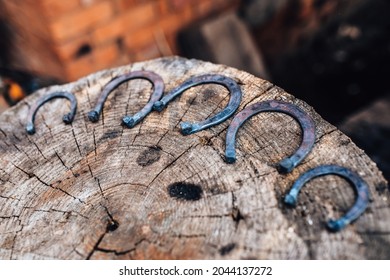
[0,57,388,259]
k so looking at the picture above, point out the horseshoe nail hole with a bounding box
[107,220,119,232]
[168,182,203,201]
[74,43,92,59]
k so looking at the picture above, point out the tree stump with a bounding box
[0,57,388,260]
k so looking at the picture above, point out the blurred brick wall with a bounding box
[1,0,238,81]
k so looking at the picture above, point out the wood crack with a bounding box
[70,125,82,157]
[0,57,388,260]
[147,143,198,187]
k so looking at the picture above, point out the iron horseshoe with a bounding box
[224,100,316,173]
[88,71,164,128]
[284,164,370,232]
[26,91,77,135]
[152,74,242,135]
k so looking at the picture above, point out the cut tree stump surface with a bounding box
[0,57,388,260]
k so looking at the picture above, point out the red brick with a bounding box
[92,17,124,45]
[39,0,80,20]
[158,0,171,15]
[118,2,158,31]
[79,0,105,7]
[123,26,155,51]
[115,0,137,10]
[2,0,239,83]
[92,2,158,44]
[122,4,194,54]
[54,36,95,62]
[93,44,120,68]
[158,14,184,35]
[50,1,115,42]
[170,0,199,11]
[65,43,119,80]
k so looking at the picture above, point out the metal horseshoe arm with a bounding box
[26,91,77,135]
[225,100,316,173]
[284,165,370,231]
[152,74,242,135]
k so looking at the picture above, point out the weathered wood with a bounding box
[0,57,388,260]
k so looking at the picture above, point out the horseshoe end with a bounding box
[122,115,136,128]
[224,150,236,164]
[180,122,193,135]
[284,194,297,207]
[62,113,73,124]
[153,101,165,112]
[88,110,99,122]
[278,158,295,174]
[327,219,346,232]
[26,124,35,135]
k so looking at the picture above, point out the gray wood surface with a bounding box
[0,57,388,259]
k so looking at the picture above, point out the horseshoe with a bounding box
[26,91,77,135]
[88,71,164,128]
[284,164,370,232]
[224,100,316,173]
[152,74,242,135]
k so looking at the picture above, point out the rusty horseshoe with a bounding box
[152,74,242,135]
[224,100,316,173]
[284,164,370,232]
[26,91,77,135]
[88,71,164,128]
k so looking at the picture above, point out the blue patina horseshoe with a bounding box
[26,91,77,135]
[152,74,242,135]
[284,164,370,232]
[88,71,164,128]
[224,100,316,173]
